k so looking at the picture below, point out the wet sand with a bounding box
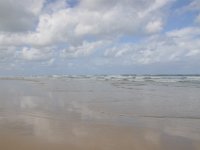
[0,77,200,150]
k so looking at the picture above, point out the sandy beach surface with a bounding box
[0,76,200,150]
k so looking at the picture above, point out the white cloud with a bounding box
[0,0,44,32]
[167,27,200,38]
[61,40,108,58]
[185,0,200,11]
[0,46,16,62]
[175,0,200,16]
[20,47,53,61]
[103,26,200,65]
[145,20,163,33]
[0,0,199,74]
[0,0,173,47]
[195,14,200,24]
[44,0,68,13]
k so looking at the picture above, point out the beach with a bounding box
[0,76,200,150]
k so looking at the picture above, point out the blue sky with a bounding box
[0,0,200,75]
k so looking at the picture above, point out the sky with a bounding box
[0,0,200,75]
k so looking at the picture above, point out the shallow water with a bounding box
[0,76,200,150]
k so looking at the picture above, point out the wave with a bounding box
[94,75,200,83]
[1,75,200,84]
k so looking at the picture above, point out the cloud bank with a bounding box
[0,0,200,75]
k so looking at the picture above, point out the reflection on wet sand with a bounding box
[0,77,200,150]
